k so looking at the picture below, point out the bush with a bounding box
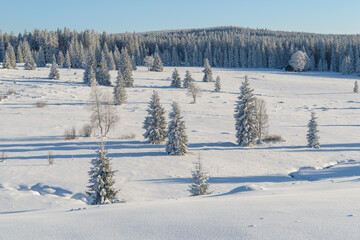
[8,89,16,95]
[120,133,136,140]
[35,100,47,108]
[64,127,76,140]
[263,135,285,143]
[48,151,55,166]
[80,124,93,137]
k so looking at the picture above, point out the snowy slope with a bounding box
[0,65,360,239]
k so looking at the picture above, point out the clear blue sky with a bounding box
[2,0,360,34]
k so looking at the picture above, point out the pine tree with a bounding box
[214,76,221,92]
[166,102,188,155]
[354,80,359,93]
[87,141,119,205]
[64,51,71,68]
[143,91,167,144]
[189,154,210,196]
[96,51,111,86]
[307,112,320,149]
[202,58,213,82]
[24,51,36,70]
[150,52,163,72]
[113,70,127,105]
[234,75,258,146]
[36,47,46,67]
[49,56,60,80]
[183,70,194,88]
[171,68,182,88]
[3,44,16,69]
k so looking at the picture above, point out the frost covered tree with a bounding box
[234,75,258,146]
[307,112,320,149]
[171,68,182,88]
[36,47,46,67]
[113,70,127,105]
[150,53,163,72]
[24,51,36,70]
[120,49,134,87]
[64,51,71,68]
[49,56,60,80]
[16,45,24,63]
[166,102,188,155]
[183,70,194,88]
[96,51,111,86]
[143,91,167,144]
[189,154,211,196]
[87,141,119,205]
[57,51,65,67]
[144,55,154,70]
[354,80,358,93]
[83,52,96,85]
[254,98,269,143]
[214,75,221,92]
[341,56,351,75]
[289,51,308,72]
[107,51,115,71]
[186,82,201,103]
[202,58,213,82]
[3,44,16,69]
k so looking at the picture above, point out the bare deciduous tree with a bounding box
[255,98,269,143]
[186,82,202,103]
[88,83,119,138]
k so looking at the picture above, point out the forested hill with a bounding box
[1,26,360,74]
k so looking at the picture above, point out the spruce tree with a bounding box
[143,91,167,144]
[3,44,16,69]
[107,52,115,71]
[202,58,213,82]
[83,51,96,85]
[120,49,134,87]
[36,47,46,67]
[64,51,71,68]
[214,76,221,92]
[16,45,24,63]
[150,53,163,72]
[96,51,111,86]
[49,56,60,80]
[87,141,119,205]
[183,70,194,88]
[234,75,258,146]
[171,68,182,88]
[353,80,358,93]
[189,154,210,196]
[113,70,127,105]
[166,102,188,155]
[24,52,36,70]
[307,112,320,149]
[57,51,65,67]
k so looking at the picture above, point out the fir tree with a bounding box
[96,51,111,86]
[16,45,24,63]
[307,112,320,149]
[3,44,16,69]
[189,154,211,196]
[214,76,221,92]
[143,91,167,144]
[87,141,119,205]
[202,58,213,82]
[83,52,96,85]
[36,47,46,67]
[183,70,194,88]
[120,49,134,87]
[24,51,36,70]
[107,52,115,71]
[150,53,163,72]
[113,70,127,105]
[354,80,359,93]
[57,51,65,67]
[171,68,182,88]
[64,51,71,68]
[165,102,188,155]
[234,75,258,146]
[49,56,60,80]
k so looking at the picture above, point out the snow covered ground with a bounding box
[0,65,360,239]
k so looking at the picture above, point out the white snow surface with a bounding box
[0,65,360,239]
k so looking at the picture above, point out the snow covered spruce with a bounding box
[49,56,60,80]
[354,80,358,93]
[214,76,221,92]
[87,141,119,205]
[183,70,194,88]
[165,102,188,155]
[189,154,211,196]
[170,68,182,88]
[143,91,167,144]
[113,70,127,105]
[202,58,213,82]
[307,112,320,149]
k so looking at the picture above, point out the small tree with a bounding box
[64,51,71,68]
[87,141,119,205]
[49,56,60,80]
[144,55,154,71]
[254,98,269,143]
[88,82,119,137]
[307,112,320,149]
[202,58,213,82]
[183,70,194,88]
[171,68,182,88]
[234,75,258,146]
[24,52,36,70]
[289,51,308,72]
[120,49,134,87]
[96,51,111,86]
[36,47,46,67]
[150,53,163,72]
[354,80,359,93]
[113,70,127,105]
[166,102,188,155]
[3,44,16,69]
[57,51,65,67]
[189,154,211,196]
[186,82,202,103]
[214,76,221,92]
[143,91,167,144]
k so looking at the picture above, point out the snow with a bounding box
[0,64,360,239]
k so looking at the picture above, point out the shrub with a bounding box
[48,151,55,166]
[80,124,93,137]
[35,100,47,108]
[263,135,284,143]
[8,89,16,95]
[64,127,77,140]
[120,133,136,140]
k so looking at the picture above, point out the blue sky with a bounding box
[1,0,359,34]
